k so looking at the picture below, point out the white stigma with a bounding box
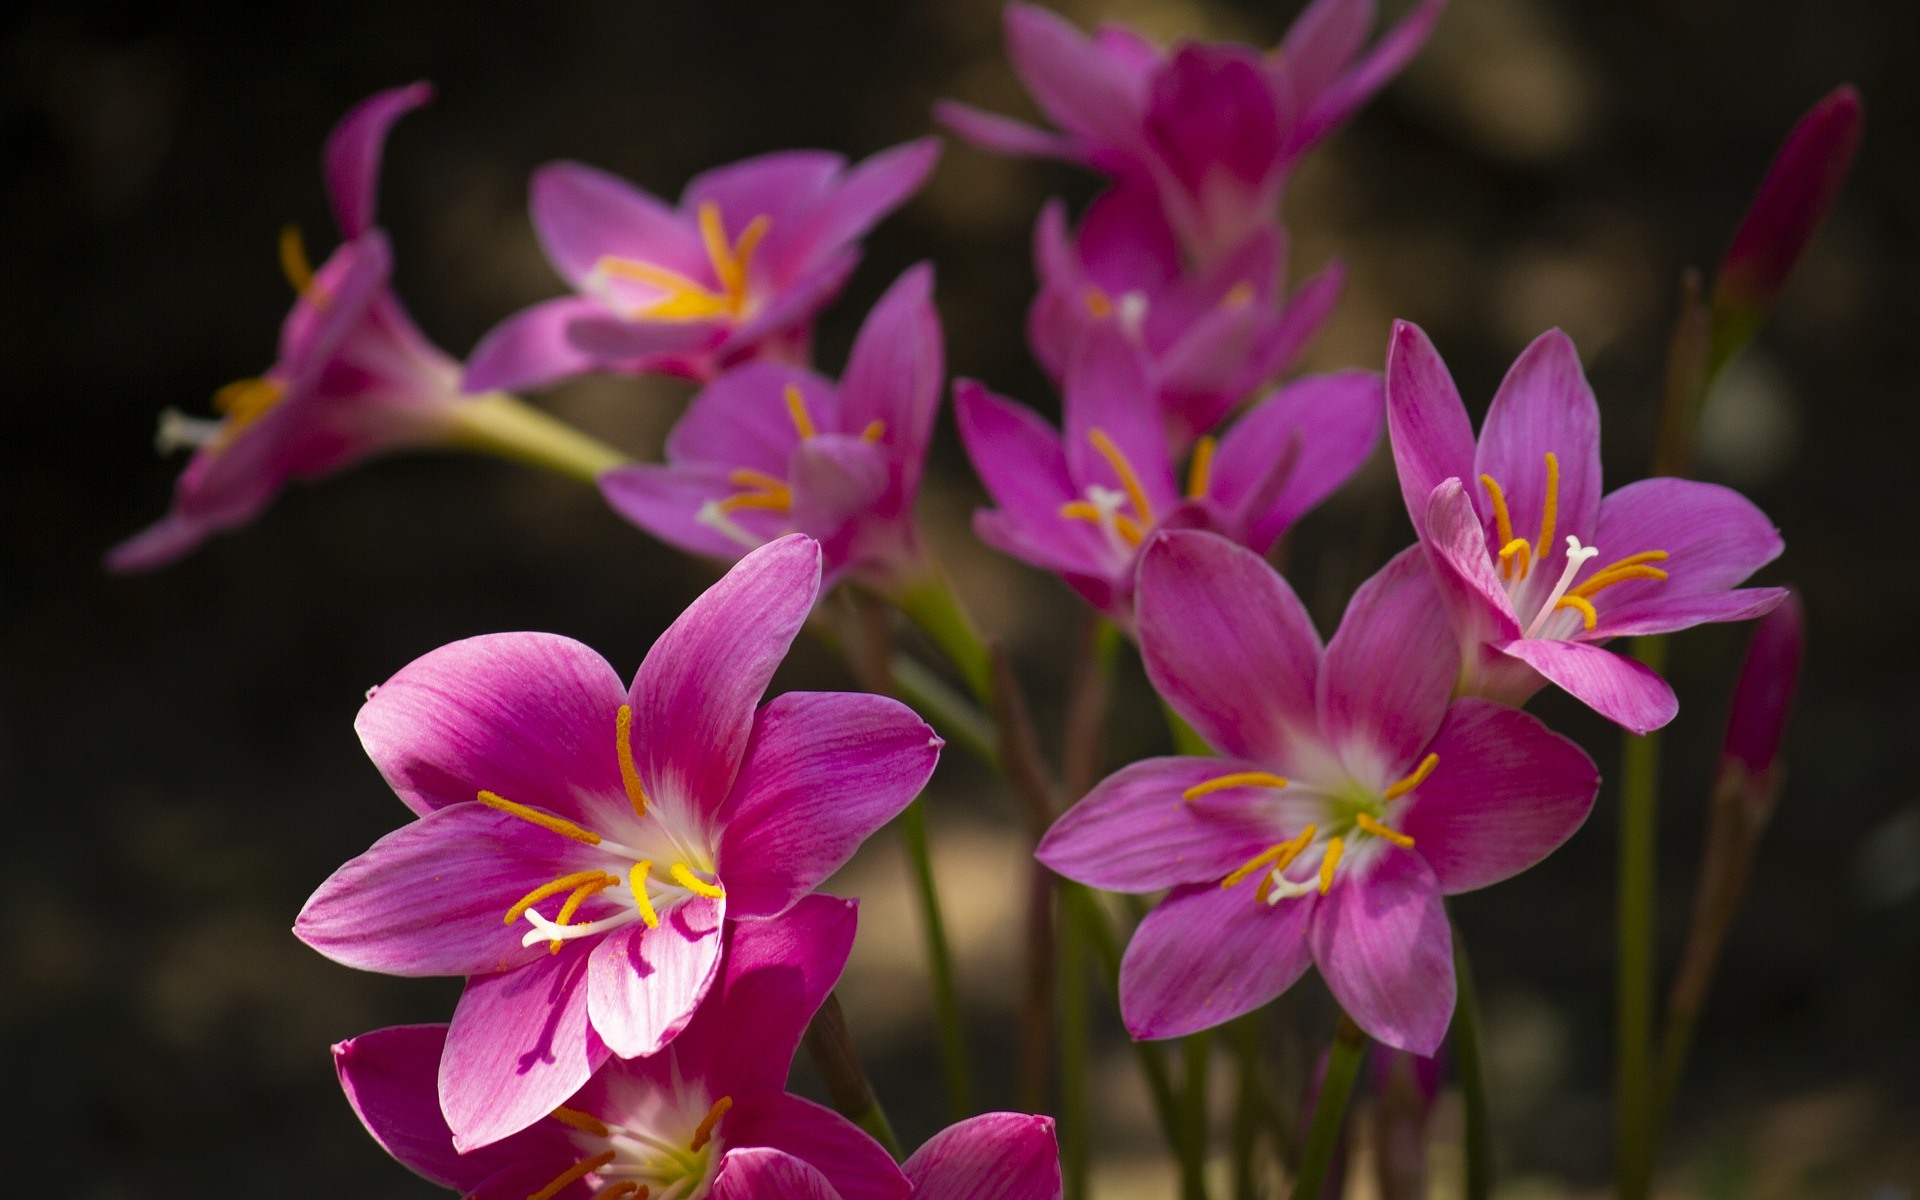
[1525,535,1601,638]
[1117,291,1149,338]
[154,408,223,454]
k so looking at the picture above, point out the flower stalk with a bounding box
[1614,634,1667,1200]
[1451,932,1494,1200]
[445,390,630,483]
[1290,1015,1367,1200]
[803,991,905,1159]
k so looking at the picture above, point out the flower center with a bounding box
[1057,427,1205,560]
[534,1095,733,1200]
[589,202,770,323]
[693,384,885,550]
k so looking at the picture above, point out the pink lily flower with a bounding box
[1385,321,1788,734]
[597,266,942,596]
[956,323,1380,626]
[108,83,474,572]
[1037,530,1599,1052]
[713,1113,1059,1200]
[296,536,941,1149]
[333,896,911,1200]
[464,141,940,393]
[1028,182,1344,446]
[937,0,1445,263]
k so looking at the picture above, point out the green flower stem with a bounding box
[1059,893,1091,1200]
[1615,635,1668,1200]
[888,650,998,768]
[1451,931,1494,1200]
[1230,1016,1266,1200]
[897,798,973,1121]
[1289,1015,1367,1200]
[1063,881,1184,1161]
[445,391,630,483]
[893,572,996,708]
[803,991,905,1160]
[1181,1032,1214,1200]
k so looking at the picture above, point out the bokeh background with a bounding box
[4,0,1916,1194]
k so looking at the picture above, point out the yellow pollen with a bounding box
[1317,836,1344,895]
[1087,427,1156,526]
[1058,500,1145,546]
[592,206,767,324]
[1084,286,1114,319]
[671,861,725,899]
[860,419,886,443]
[1536,451,1560,560]
[1555,594,1599,631]
[615,705,648,818]
[208,377,288,447]
[1498,537,1532,582]
[689,1095,733,1152]
[1186,435,1216,500]
[278,224,321,304]
[549,876,617,952]
[1383,753,1439,801]
[784,384,818,440]
[550,1106,611,1138]
[718,488,792,513]
[476,790,603,846]
[1221,825,1316,889]
[629,861,660,929]
[505,871,615,926]
[727,467,787,492]
[1480,474,1516,550]
[529,1151,618,1200]
[1355,812,1416,849]
[1570,551,1672,599]
[1181,771,1288,802]
[1223,281,1255,308]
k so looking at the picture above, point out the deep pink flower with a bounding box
[108,83,473,572]
[1037,530,1598,1052]
[465,141,940,393]
[297,536,941,1149]
[597,266,942,596]
[1718,588,1803,810]
[713,1113,1060,1200]
[1029,182,1343,446]
[957,323,1379,626]
[334,896,910,1199]
[937,0,1445,262]
[1385,321,1788,734]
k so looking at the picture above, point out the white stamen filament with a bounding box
[1117,291,1149,338]
[155,408,223,454]
[1525,535,1601,638]
[695,500,771,551]
[1082,485,1135,559]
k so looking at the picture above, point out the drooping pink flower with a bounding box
[1385,321,1788,734]
[297,536,941,1149]
[1037,530,1598,1052]
[937,0,1445,262]
[597,266,942,596]
[464,141,940,393]
[334,896,911,1199]
[957,323,1380,626]
[714,1114,1060,1200]
[108,83,474,572]
[1029,182,1344,446]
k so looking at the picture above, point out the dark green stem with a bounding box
[1616,636,1668,1199]
[897,801,972,1120]
[1230,1016,1265,1200]
[1059,895,1091,1200]
[804,992,905,1160]
[1290,1016,1366,1200]
[894,572,995,707]
[1451,932,1493,1200]
[1182,1031,1214,1200]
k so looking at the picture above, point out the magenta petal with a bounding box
[1279,0,1374,102]
[463,297,622,394]
[716,1149,845,1200]
[531,161,705,289]
[667,363,833,475]
[1311,851,1453,1055]
[1062,323,1178,513]
[1398,697,1599,893]
[600,462,771,562]
[838,264,942,498]
[782,141,941,279]
[1004,2,1147,147]
[296,805,582,977]
[718,692,940,918]
[1293,0,1447,154]
[903,1113,1062,1200]
[790,435,892,569]
[1038,756,1286,892]
[1136,530,1323,765]
[440,941,609,1151]
[1121,879,1317,1039]
[1599,587,1789,639]
[355,631,627,820]
[1318,547,1455,782]
[685,151,844,256]
[324,82,432,238]
[630,535,822,824]
[1422,479,1522,642]
[954,383,1083,541]
[1211,369,1383,549]
[1590,477,1784,615]
[725,1093,910,1200]
[586,894,725,1058]
[1473,328,1602,546]
[935,99,1082,160]
[1499,637,1678,734]
[1386,321,1478,536]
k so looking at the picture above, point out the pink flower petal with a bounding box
[1498,637,1678,734]
[1386,321,1478,537]
[531,160,705,290]
[1309,850,1453,1055]
[724,1093,910,1200]
[1004,2,1148,148]
[1291,0,1448,156]
[1472,328,1602,547]
[600,462,778,563]
[716,1149,846,1200]
[1121,878,1317,1039]
[837,264,942,500]
[790,435,893,578]
[903,1113,1062,1200]
[779,141,941,282]
[1317,546,1455,783]
[935,99,1082,160]
[1062,323,1179,516]
[463,297,626,394]
[324,82,432,238]
[586,894,726,1059]
[665,362,835,476]
[1421,479,1522,644]
[1211,369,1383,550]
[1589,477,1783,620]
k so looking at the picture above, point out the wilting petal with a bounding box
[1318,547,1454,783]
[586,894,725,1059]
[1473,328,1602,546]
[838,264,942,498]
[600,462,781,561]
[1397,698,1599,892]
[325,82,432,238]
[719,692,939,918]
[1310,851,1453,1055]
[903,1113,1062,1200]
[1038,756,1287,892]
[464,297,626,394]
[355,631,627,820]
[1386,321,1478,535]
[726,1093,910,1200]
[1589,477,1784,618]
[715,1149,844,1200]
[531,160,705,290]
[1211,369,1382,549]
[1136,530,1323,765]
[1121,879,1317,1039]
[1499,637,1678,734]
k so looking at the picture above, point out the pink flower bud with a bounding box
[1719,589,1805,810]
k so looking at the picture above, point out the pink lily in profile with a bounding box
[1385,321,1787,734]
[957,323,1379,625]
[1038,530,1598,1052]
[109,83,477,572]
[937,0,1445,262]
[334,896,911,1199]
[465,141,940,393]
[598,266,942,596]
[714,1113,1060,1200]
[297,536,941,1149]
[1029,183,1344,445]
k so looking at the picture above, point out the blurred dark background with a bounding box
[3,0,1916,1194]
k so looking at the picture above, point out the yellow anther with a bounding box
[1087,427,1156,526]
[278,224,320,304]
[1480,474,1516,549]
[1186,435,1216,501]
[505,871,615,926]
[1498,537,1532,581]
[697,202,740,296]
[629,861,660,929]
[1355,812,1416,849]
[207,377,287,447]
[476,790,603,846]
[550,1106,611,1138]
[1181,771,1288,802]
[690,1095,733,1152]
[727,467,788,493]
[529,1151,617,1200]
[594,257,732,322]
[1570,551,1672,599]
[1317,836,1345,895]
[1383,753,1439,801]
[784,384,818,440]
[615,705,648,818]
[1223,281,1255,308]
[1555,593,1599,631]
[1535,451,1560,560]
[671,861,725,899]
[1221,825,1316,889]
[718,488,792,513]
[1084,286,1114,319]
[1059,500,1103,523]
[1059,499,1145,546]
[860,419,886,443]
[1112,514,1145,545]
